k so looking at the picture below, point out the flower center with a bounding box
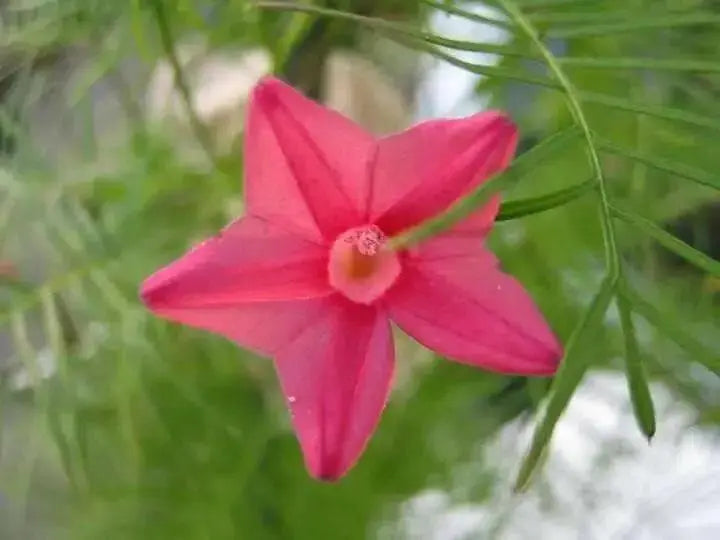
[328,225,401,304]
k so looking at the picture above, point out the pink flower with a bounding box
[141,77,562,481]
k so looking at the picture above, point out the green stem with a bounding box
[499,0,619,279]
[149,0,219,168]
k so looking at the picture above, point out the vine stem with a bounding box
[149,0,220,169]
[498,0,619,279]
[498,0,643,491]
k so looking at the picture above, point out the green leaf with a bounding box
[149,0,219,169]
[0,262,102,327]
[514,275,617,492]
[256,2,550,85]
[549,13,720,38]
[497,176,596,221]
[390,170,508,249]
[560,56,720,74]
[518,0,591,9]
[68,35,124,108]
[598,140,720,191]
[421,33,534,59]
[414,55,720,133]
[257,1,720,138]
[507,125,583,175]
[40,287,66,359]
[421,0,513,29]
[498,0,619,274]
[274,11,315,72]
[390,125,581,248]
[391,36,559,89]
[9,311,48,514]
[621,285,720,377]
[611,205,720,277]
[10,311,37,380]
[129,0,154,61]
[528,8,656,24]
[580,91,720,132]
[617,293,656,441]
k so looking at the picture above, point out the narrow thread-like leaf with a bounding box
[256,2,550,85]
[581,91,720,132]
[422,0,513,29]
[149,0,219,168]
[392,36,559,88]
[497,177,596,221]
[621,286,720,376]
[498,0,620,276]
[257,1,720,137]
[129,0,153,61]
[390,125,581,247]
[0,260,106,326]
[529,9,649,24]
[561,56,720,74]
[499,0,633,484]
[507,125,583,174]
[612,205,720,277]
[514,275,617,491]
[9,312,56,510]
[10,312,37,381]
[599,140,720,191]
[390,170,509,248]
[518,0,601,10]
[422,33,534,58]
[617,293,656,441]
[549,13,720,38]
[275,11,318,73]
[39,287,87,489]
[40,287,66,359]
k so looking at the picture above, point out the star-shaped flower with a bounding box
[141,77,562,480]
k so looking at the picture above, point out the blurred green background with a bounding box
[0,0,718,538]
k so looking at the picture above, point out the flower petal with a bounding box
[141,215,332,309]
[386,241,562,375]
[144,296,337,357]
[370,112,517,235]
[245,77,375,241]
[274,300,394,480]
